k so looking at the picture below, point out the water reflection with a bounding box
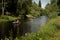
[21,16,48,33]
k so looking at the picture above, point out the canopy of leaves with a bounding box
[45,0,58,18]
[28,2,41,18]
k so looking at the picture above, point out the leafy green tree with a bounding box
[40,9,47,16]
[27,0,32,6]
[0,1,2,15]
[51,0,57,4]
[17,0,33,19]
[28,2,41,18]
[5,0,18,16]
[39,0,41,7]
[45,0,58,18]
[57,0,60,11]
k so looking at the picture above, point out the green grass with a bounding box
[0,15,18,22]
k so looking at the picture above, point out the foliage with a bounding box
[45,0,58,18]
[40,9,47,16]
[51,0,57,4]
[17,0,33,19]
[39,0,41,7]
[48,11,58,18]
[0,0,60,40]
[18,1,41,18]
[54,17,60,29]
[29,2,41,18]
[57,0,60,11]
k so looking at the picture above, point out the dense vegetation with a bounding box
[0,0,60,40]
[0,0,59,19]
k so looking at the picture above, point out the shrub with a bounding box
[48,12,58,19]
[54,17,60,29]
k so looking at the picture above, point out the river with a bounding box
[21,16,48,34]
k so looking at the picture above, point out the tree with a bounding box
[5,0,18,16]
[45,0,58,18]
[57,0,60,11]
[28,2,41,17]
[39,0,41,7]
[27,0,32,6]
[51,0,57,4]
[0,0,2,15]
[17,0,33,19]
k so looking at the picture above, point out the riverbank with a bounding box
[19,16,60,40]
[0,16,60,40]
[0,15,18,22]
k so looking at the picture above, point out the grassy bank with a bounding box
[0,15,18,22]
[19,16,60,40]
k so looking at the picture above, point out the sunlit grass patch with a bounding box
[0,15,17,22]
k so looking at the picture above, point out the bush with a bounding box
[48,12,58,18]
[54,17,60,29]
